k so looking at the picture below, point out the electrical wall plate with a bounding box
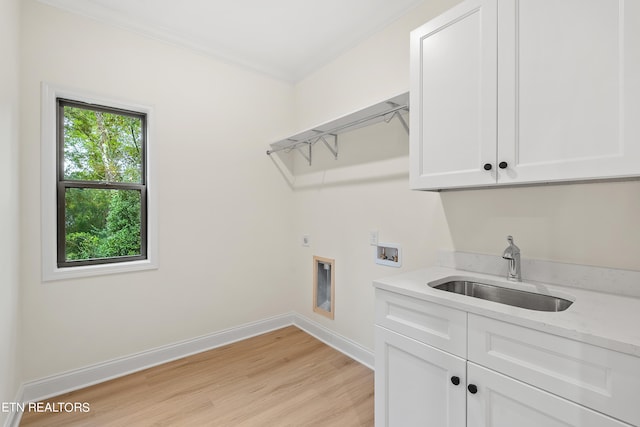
[369,230,378,246]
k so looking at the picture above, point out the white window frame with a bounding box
[41,82,158,281]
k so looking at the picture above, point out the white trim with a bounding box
[293,314,375,369]
[40,82,158,281]
[3,385,24,427]
[21,313,294,402]
[36,0,297,82]
[18,312,373,405]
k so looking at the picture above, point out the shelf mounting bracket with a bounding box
[320,134,338,160]
[386,111,409,135]
[297,143,312,166]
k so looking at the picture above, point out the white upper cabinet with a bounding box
[410,0,640,190]
[410,0,498,189]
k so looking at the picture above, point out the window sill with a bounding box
[43,258,158,282]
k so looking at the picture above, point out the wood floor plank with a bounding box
[20,326,374,426]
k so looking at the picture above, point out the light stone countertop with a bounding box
[373,266,640,358]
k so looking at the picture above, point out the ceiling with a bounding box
[37,0,425,83]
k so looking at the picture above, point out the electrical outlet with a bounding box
[302,235,310,247]
[369,230,378,246]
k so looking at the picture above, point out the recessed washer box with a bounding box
[375,243,401,268]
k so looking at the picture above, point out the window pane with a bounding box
[63,105,143,183]
[64,188,141,262]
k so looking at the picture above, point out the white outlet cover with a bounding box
[369,230,378,246]
[302,235,310,247]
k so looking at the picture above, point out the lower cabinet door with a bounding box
[466,363,632,427]
[375,326,466,427]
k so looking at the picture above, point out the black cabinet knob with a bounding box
[468,384,478,394]
[483,163,492,171]
[451,376,460,386]
[499,161,508,169]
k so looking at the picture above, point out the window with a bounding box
[42,83,157,280]
[57,99,147,267]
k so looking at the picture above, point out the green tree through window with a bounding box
[57,99,147,266]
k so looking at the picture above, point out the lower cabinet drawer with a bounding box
[468,314,640,426]
[375,289,467,357]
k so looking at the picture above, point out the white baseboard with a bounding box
[3,385,24,427]
[21,313,294,403]
[293,314,375,369]
[15,311,374,414]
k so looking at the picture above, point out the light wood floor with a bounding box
[20,326,374,426]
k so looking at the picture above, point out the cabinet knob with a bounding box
[499,161,508,169]
[483,163,492,171]
[451,376,460,386]
[468,384,478,394]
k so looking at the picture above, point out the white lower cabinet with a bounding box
[375,326,466,427]
[374,289,636,427]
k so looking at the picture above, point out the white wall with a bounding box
[294,0,463,130]
[0,0,21,423]
[19,0,296,380]
[290,0,640,352]
[441,181,640,270]
[289,0,461,351]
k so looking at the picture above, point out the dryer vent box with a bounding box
[313,256,335,319]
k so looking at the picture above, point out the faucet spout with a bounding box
[502,235,521,282]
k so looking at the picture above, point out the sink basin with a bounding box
[431,280,573,312]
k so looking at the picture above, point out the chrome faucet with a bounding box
[502,235,521,282]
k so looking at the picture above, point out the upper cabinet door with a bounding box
[497,0,640,184]
[409,0,498,190]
